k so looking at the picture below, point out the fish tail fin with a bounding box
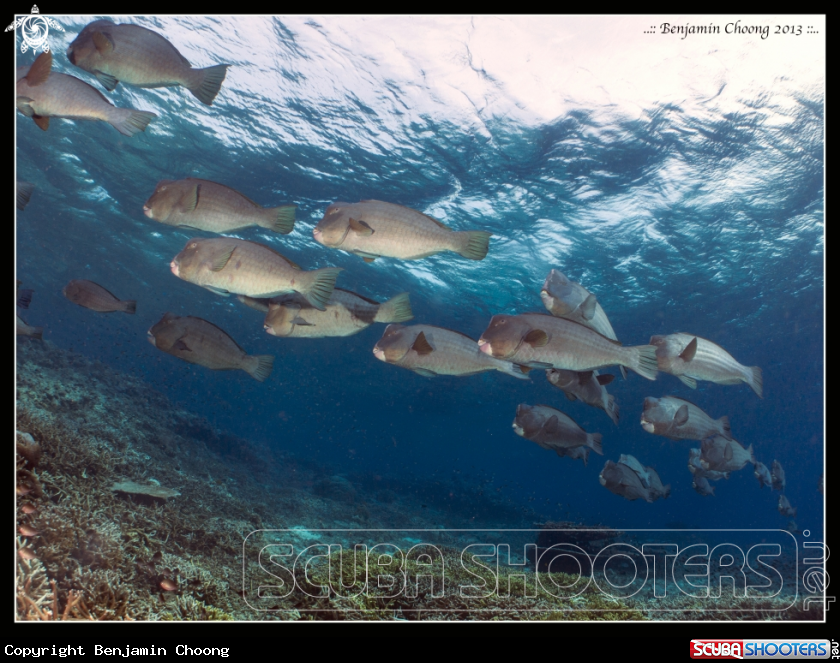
[746,366,763,398]
[746,444,755,466]
[111,109,156,137]
[17,182,35,211]
[17,289,34,310]
[244,354,274,382]
[663,484,672,499]
[499,361,531,380]
[456,230,492,261]
[30,327,43,340]
[299,267,342,311]
[628,344,658,381]
[374,292,413,323]
[589,433,604,455]
[606,395,619,425]
[719,416,732,440]
[265,205,295,234]
[188,64,230,106]
[123,300,137,315]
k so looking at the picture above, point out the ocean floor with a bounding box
[15,338,816,621]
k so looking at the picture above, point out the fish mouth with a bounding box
[143,205,153,218]
[640,420,655,434]
[372,346,385,361]
[477,339,492,355]
[264,324,276,336]
[170,260,180,276]
[312,228,322,242]
[512,422,524,437]
[146,331,157,347]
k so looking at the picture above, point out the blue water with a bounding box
[15,17,824,537]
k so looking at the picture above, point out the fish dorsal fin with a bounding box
[259,243,301,270]
[580,293,597,321]
[359,200,452,230]
[179,182,200,213]
[91,30,115,54]
[186,178,261,208]
[349,217,374,236]
[523,329,549,347]
[32,115,50,131]
[596,373,615,386]
[210,246,235,272]
[680,337,698,362]
[552,315,623,345]
[334,288,380,307]
[412,331,434,356]
[724,443,733,462]
[26,52,52,86]
[184,316,245,353]
[674,404,689,427]
[543,414,562,436]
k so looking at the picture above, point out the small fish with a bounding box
[17,287,34,311]
[313,200,492,262]
[18,525,39,537]
[478,313,658,380]
[147,313,274,382]
[143,178,296,234]
[17,52,156,136]
[753,461,773,489]
[649,332,762,397]
[699,435,755,473]
[692,475,715,497]
[373,324,529,379]
[160,578,178,592]
[513,404,604,456]
[688,448,730,481]
[21,504,37,515]
[541,269,626,379]
[641,396,732,441]
[264,289,413,338]
[67,19,230,105]
[17,181,35,211]
[63,279,136,314]
[786,520,801,535]
[771,460,786,492]
[16,316,43,339]
[546,368,619,425]
[777,494,797,518]
[18,548,37,560]
[599,460,656,503]
[171,237,342,311]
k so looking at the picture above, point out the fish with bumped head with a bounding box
[599,460,656,503]
[170,237,342,310]
[541,269,626,379]
[688,448,730,481]
[143,178,295,234]
[63,279,136,314]
[771,460,786,492]
[753,461,773,489]
[778,495,796,518]
[478,313,658,380]
[546,368,619,425]
[699,435,755,473]
[513,404,604,456]
[313,200,492,262]
[373,324,529,379]
[67,19,230,105]
[147,313,273,382]
[17,182,35,211]
[264,289,412,338]
[649,332,762,397]
[641,396,732,441]
[692,475,715,497]
[17,52,156,136]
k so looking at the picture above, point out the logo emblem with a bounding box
[5,6,64,54]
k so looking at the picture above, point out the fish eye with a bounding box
[189,242,197,248]
[160,186,167,191]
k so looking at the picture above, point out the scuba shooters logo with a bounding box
[6,6,64,53]
[690,640,831,659]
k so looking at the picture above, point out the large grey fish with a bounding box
[373,324,529,379]
[641,396,732,441]
[143,178,295,234]
[513,404,604,456]
[16,52,156,136]
[313,200,492,262]
[478,313,658,380]
[649,332,762,397]
[754,461,773,489]
[777,495,797,518]
[546,368,619,425]
[17,182,35,211]
[599,460,656,503]
[147,312,273,382]
[63,279,136,314]
[688,448,730,481]
[699,435,755,473]
[692,475,715,497]
[170,237,342,310]
[771,460,786,492]
[66,19,230,105]
[541,269,626,379]
[264,289,413,338]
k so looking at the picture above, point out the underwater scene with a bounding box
[15,15,824,622]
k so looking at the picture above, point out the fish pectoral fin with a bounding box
[413,368,437,377]
[348,217,374,236]
[542,415,562,436]
[16,97,35,116]
[93,69,119,91]
[724,443,733,462]
[204,285,231,297]
[528,361,554,369]
[523,329,549,347]
[680,337,698,362]
[210,246,234,272]
[26,52,52,86]
[292,316,314,326]
[91,30,115,54]
[580,293,597,321]
[674,404,689,426]
[173,337,192,352]
[678,375,697,389]
[362,257,376,263]
[596,373,615,386]
[179,182,200,213]
[411,331,435,355]
[32,115,50,131]
[565,392,577,402]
